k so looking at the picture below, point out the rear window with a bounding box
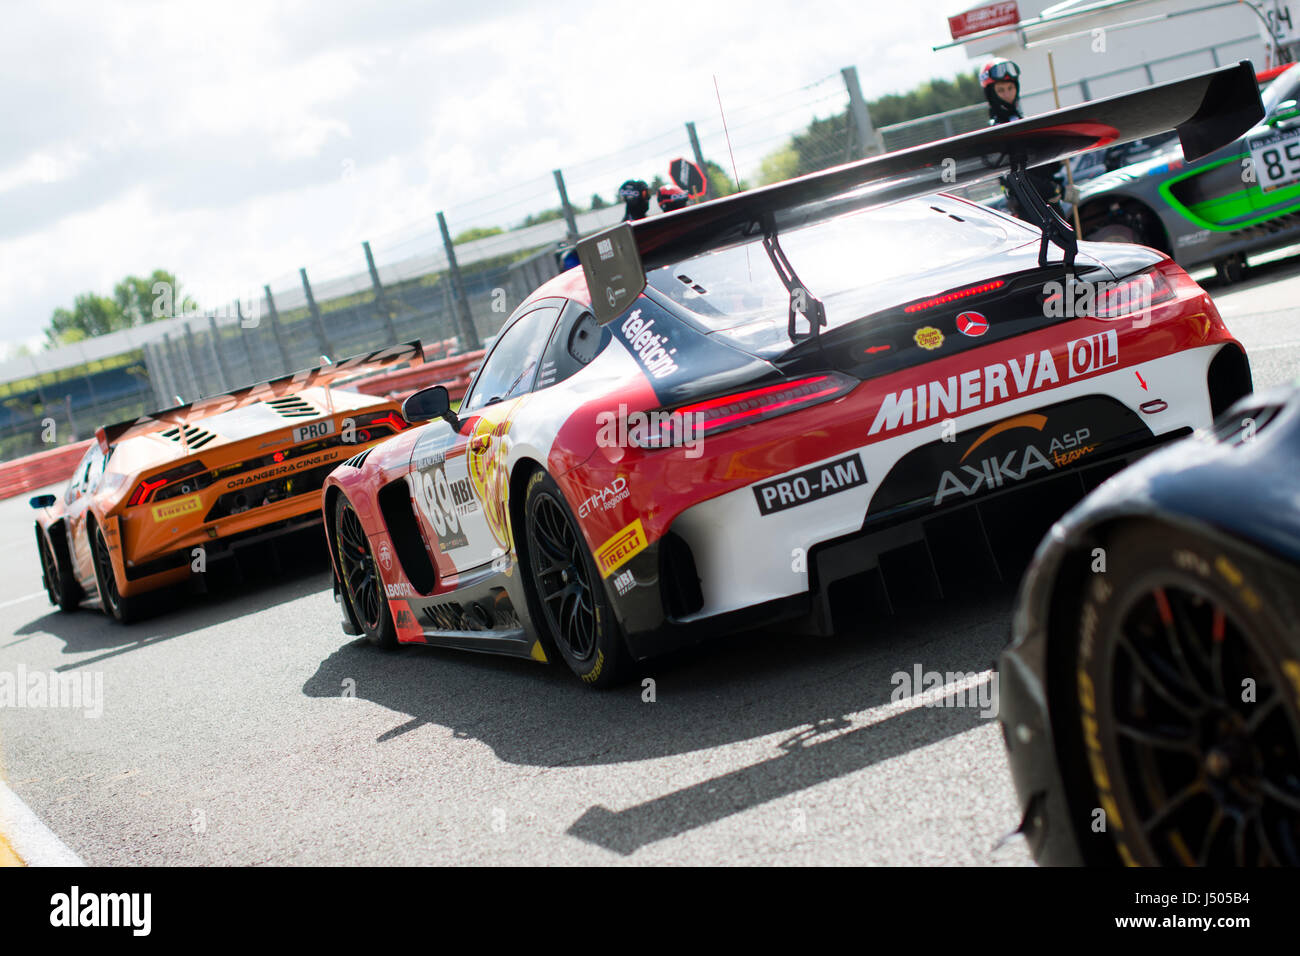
[645,198,1023,336]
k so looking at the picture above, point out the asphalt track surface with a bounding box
[2,252,1298,866]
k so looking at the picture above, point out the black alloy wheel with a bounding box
[334,494,397,648]
[92,525,141,623]
[522,469,628,687]
[1078,524,1300,866]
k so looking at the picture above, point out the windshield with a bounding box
[646,198,1024,336]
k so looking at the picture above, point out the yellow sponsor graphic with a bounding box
[595,518,647,578]
[1283,660,1300,709]
[151,495,202,523]
[914,326,944,350]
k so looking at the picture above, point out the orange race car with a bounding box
[30,342,422,622]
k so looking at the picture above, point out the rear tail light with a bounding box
[368,412,409,432]
[128,477,168,506]
[629,372,857,447]
[127,461,207,507]
[1041,267,1176,319]
[1093,267,1174,318]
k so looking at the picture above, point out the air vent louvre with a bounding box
[160,424,218,449]
[266,395,319,418]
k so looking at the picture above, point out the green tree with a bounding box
[454,226,505,243]
[46,293,123,345]
[756,144,800,186]
[519,208,566,228]
[703,160,743,197]
[590,193,608,210]
[790,113,855,176]
[44,269,195,347]
[867,73,982,128]
[113,269,192,325]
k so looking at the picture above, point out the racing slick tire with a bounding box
[91,524,150,624]
[520,469,629,688]
[333,493,398,650]
[36,525,80,612]
[1075,522,1300,866]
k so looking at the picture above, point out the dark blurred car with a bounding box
[999,386,1300,865]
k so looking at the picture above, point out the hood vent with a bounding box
[265,395,319,418]
[160,424,218,449]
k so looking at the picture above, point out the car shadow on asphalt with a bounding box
[13,532,334,670]
[302,583,1018,856]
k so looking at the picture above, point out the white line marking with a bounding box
[0,591,46,611]
[0,778,84,866]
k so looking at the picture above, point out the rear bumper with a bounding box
[117,501,324,595]
[610,336,1250,660]
[617,426,1181,662]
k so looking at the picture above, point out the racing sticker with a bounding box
[595,518,647,578]
[292,419,335,444]
[752,453,868,516]
[955,311,987,337]
[914,326,944,350]
[390,600,424,643]
[619,309,679,379]
[412,459,474,552]
[1248,125,1300,192]
[466,408,519,551]
[152,495,202,523]
[225,450,343,489]
[577,475,630,518]
[867,396,1149,515]
[868,331,1122,436]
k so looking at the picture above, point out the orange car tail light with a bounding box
[127,477,167,506]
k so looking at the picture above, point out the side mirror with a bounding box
[29,494,56,509]
[402,385,460,430]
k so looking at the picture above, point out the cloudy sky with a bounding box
[0,0,978,351]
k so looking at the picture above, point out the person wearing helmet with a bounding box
[618,179,652,221]
[979,58,1067,221]
[980,58,1023,125]
[656,184,690,213]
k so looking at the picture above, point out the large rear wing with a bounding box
[98,341,424,450]
[578,61,1263,324]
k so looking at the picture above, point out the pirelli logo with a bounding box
[595,518,647,578]
[151,495,202,523]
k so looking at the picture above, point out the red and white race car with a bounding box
[323,63,1262,686]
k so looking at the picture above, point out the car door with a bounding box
[63,444,104,588]
[408,303,562,580]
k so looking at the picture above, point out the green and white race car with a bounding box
[1077,63,1300,283]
